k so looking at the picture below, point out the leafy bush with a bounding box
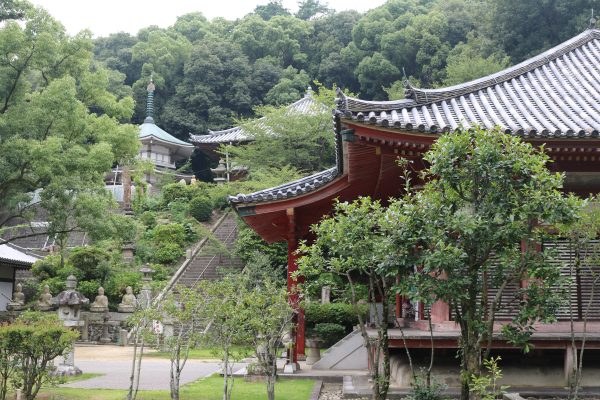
[151,223,186,246]
[154,242,185,264]
[189,196,213,222]
[407,371,449,400]
[311,323,346,347]
[161,183,190,206]
[68,247,110,281]
[77,280,101,304]
[140,211,157,229]
[0,312,78,400]
[305,302,368,332]
[235,225,287,267]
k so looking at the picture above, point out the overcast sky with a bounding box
[28,0,387,37]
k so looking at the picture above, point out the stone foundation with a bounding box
[390,348,600,388]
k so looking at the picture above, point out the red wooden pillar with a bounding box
[430,271,450,323]
[287,208,305,363]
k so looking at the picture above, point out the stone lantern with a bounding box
[137,264,154,309]
[210,159,228,185]
[53,275,88,326]
[52,275,88,376]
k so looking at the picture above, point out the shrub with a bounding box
[189,196,213,222]
[312,323,346,347]
[140,211,157,229]
[68,247,110,281]
[151,223,186,246]
[161,183,190,206]
[155,243,185,264]
[305,302,368,332]
[0,312,78,400]
[77,280,100,305]
[407,371,449,400]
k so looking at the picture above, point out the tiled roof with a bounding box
[140,117,194,148]
[228,167,339,205]
[0,242,41,267]
[338,28,600,138]
[190,90,321,144]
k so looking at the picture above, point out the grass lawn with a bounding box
[39,375,315,400]
[146,345,254,360]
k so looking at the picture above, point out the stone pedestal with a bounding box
[305,339,322,365]
[54,349,82,376]
[321,286,331,304]
[283,362,298,374]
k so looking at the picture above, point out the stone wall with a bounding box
[0,310,133,344]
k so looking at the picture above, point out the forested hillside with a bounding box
[92,0,595,140]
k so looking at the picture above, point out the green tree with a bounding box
[443,34,510,86]
[245,278,294,400]
[227,86,336,174]
[0,0,26,22]
[199,276,252,400]
[403,127,577,400]
[298,198,395,400]
[155,286,208,400]
[296,0,330,20]
[3,312,79,400]
[0,6,139,244]
[254,1,290,20]
[489,0,593,62]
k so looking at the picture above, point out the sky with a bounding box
[28,0,387,37]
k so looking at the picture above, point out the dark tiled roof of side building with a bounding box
[190,88,321,144]
[228,167,339,205]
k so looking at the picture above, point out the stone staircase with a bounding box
[311,329,368,370]
[160,212,243,297]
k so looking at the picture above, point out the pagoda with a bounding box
[230,28,600,381]
[138,79,195,182]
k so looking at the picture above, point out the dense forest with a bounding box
[90,0,595,141]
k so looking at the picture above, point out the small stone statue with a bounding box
[90,287,109,312]
[118,286,136,313]
[36,285,54,311]
[7,283,25,311]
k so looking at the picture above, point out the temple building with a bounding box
[230,28,600,384]
[107,79,195,203]
[138,79,194,181]
[0,242,41,310]
[189,87,320,181]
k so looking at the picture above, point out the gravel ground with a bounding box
[319,383,369,400]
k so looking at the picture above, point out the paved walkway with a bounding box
[62,345,228,390]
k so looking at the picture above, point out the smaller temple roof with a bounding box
[190,87,320,145]
[228,167,339,205]
[139,122,194,148]
[0,242,41,267]
[338,28,600,138]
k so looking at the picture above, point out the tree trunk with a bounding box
[267,374,276,400]
[460,338,480,400]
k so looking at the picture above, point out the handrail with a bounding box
[189,222,238,290]
[156,212,230,302]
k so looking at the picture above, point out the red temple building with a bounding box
[230,28,600,386]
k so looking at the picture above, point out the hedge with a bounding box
[304,302,368,332]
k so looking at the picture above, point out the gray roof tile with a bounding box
[338,29,600,138]
[228,167,338,205]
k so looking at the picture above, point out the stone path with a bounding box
[61,345,232,390]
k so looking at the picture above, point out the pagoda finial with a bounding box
[305,85,313,98]
[145,74,155,124]
[589,8,597,29]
